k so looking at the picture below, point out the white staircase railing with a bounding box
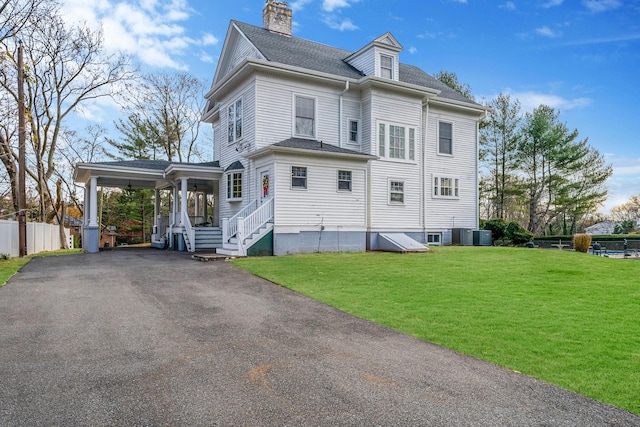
[220,198,274,256]
[239,197,273,246]
[222,199,258,243]
[181,208,195,252]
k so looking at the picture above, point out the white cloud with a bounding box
[59,0,206,71]
[582,0,622,12]
[322,0,361,12]
[541,0,563,8]
[535,25,561,38]
[201,34,219,47]
[506,90,592,112]
[500,2,516,10]
[291,0,314,12]
[408,46,417,54]
[322,15,358,31]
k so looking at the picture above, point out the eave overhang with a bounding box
[245,144,378,162]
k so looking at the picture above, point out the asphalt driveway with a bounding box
[1,248,638,426]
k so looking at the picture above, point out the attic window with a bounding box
[380,54,393,79]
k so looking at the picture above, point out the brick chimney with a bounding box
[263,0,292,36]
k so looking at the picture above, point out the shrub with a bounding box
[505,221,533,245]
[482,219,508,244]
[573,234,592,253]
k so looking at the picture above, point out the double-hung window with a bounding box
[228,98,243,144]
[389,125,405,159]
[389,180,404,204]
[433,176,459,198]
[291,166,307,189]
[227,172,242,200]
[438,121,453,155]
[348,119,359,144]
[380,54,393,79]
[337,170,352,191]
[378,121,417,161]
[295,95,315,138]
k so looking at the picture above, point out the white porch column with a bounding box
[172,185,179,224]
[89,176,98,227]
[83,176,100,253]
[203,191,208,223]
[83,181,90,225]
[153,189,160,235]
[180,177,188,224]
[194,192,200,218]
[154,189,160,220]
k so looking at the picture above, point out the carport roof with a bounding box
[73,159,223,191]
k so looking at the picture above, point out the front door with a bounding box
[260,170,270,203]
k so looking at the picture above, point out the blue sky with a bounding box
[60,0,640,213]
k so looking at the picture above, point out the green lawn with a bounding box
[232,247,640,415]
[0,249,82,287]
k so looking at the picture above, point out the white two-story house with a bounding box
[202,0,485,255]
[74,0,485,256]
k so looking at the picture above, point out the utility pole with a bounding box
[18,41,27,257]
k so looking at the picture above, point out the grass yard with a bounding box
[232,247,640,415]
[0,249,82,287]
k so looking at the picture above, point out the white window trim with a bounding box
[380,53,394,80]
[227,97,243,145]
[291,166,308,190]
[377,121,418,163]
[388,179,405,205]
[347,118,360,145]
[437,120,454,156]
[293,94,317,139]
[337,170,352,192]
[427,233,441,246]
[226,172,243,201]
[433,175,460,199]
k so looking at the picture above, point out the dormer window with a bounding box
[380,54,393,79]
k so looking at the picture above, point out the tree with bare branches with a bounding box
[109,72,209,162]
[0,5,135,222]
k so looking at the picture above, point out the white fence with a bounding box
[0,220,72,257]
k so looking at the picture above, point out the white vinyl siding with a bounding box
[424,109,479,230]
[273,154,367,231]
[254,77,340,147]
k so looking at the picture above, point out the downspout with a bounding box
[339,81,350,148]
[422,98,430,243]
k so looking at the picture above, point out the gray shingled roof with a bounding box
[92,160,220,170]
[273,138,372,156]
[233,21,478,105]
[224,160,245,171]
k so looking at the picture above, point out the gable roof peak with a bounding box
[374,32,403,51]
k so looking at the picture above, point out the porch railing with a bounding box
[239,198,274,246]
[222,199,258,243]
